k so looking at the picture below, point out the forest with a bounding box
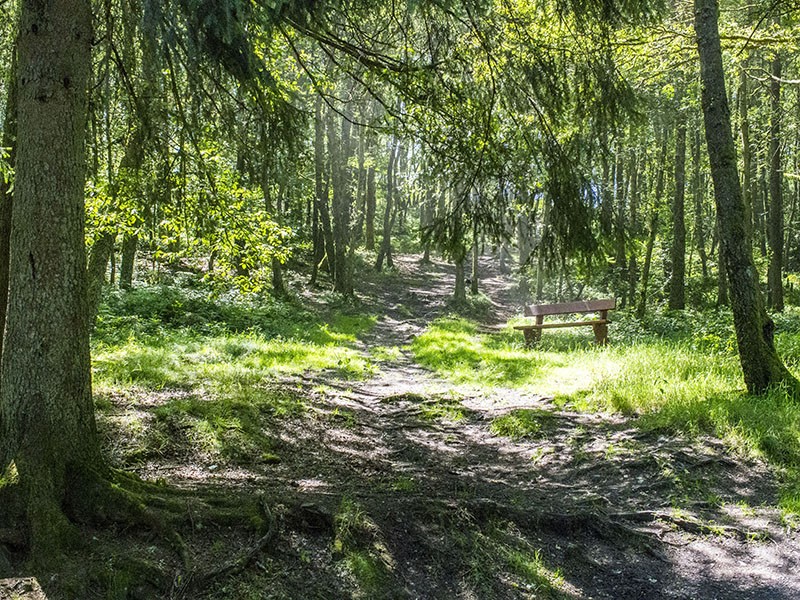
[1,0,800,598]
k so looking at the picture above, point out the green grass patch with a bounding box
[334,498,396,598]
[491,409,547,440]
[419,396,469,422]
[462,521,568,598]
[411,317,557,385]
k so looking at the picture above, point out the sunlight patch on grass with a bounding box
[411,317,555,386]
[93,332,376,391]
[490,409,544,440]
[370,345,403,362]
[334,498,395,598]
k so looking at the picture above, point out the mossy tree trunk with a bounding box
[1,0,105,557]
[694,0,797,394]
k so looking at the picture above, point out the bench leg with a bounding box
[593,322,608,346]
[523,328,541,348]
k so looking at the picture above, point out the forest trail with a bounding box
[267,253,800,600]
[96,253,800,600]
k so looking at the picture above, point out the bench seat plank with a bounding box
[514,319,609,331]
[525,298,616,317]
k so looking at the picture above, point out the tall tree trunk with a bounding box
[353,127,366,246]
[311,95,331,283]
[692,127,709,279]
[536,196,551,301]
[767,53,784,311]
[1,0,103,556]
[694,0,796,393]
[637,132,668,320]
[669,102,687,310]
[365,165,376,251]
[376,139,397,271]
[119,234,137,289]
[614,148,628,306]
[756,162,768,257]
[454,256,467,303]
[421,186,433,263]
[86,233,115,325]
[739,64,754,242]
[471,221,479,295]
[329,108,353,295]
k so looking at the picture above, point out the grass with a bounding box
[92,284,378,466]
[462,520,568,598]
[412,310,800,519]
[93,284,378,389]
[334,498,396,599]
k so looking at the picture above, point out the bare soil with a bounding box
[17,253,799,599]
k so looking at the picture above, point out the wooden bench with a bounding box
[514,298,616,346]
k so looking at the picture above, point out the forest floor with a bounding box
[10,253,799,599]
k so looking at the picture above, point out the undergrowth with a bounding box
[93,284,377,390]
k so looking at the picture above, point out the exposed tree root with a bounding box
[170,497,277,598]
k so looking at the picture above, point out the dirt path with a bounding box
[263,254,799,599]
[90,253,799,599]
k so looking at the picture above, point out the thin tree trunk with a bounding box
[311,95,330,283]
[376,139,397,271]
[471,222,479,295]
[694,0,796,393]
[365,165,376,251]
[614,149,628,306]
[739,64,754,241]
[669,100,687,310]
[767,53,784,311]
[86,233,115,326]
[536,197,551,301]
[120,234,137,289]
[692,127,709,279]
[637,133,668,320]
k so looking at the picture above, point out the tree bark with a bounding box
[119,233,137,289]
[365,165,376,251]
[767,53,784,311]
[471,222,479,295]
[376,139,397,271]
[669,101,687,310]
[1,0,103,556]
[637,133,667,320]
[311,95,333,283]
[739,64,754,242]
[691,127,708,280]
[694,0,796,394]
[329,107,354,295]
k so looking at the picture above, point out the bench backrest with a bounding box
[524,298,616,317]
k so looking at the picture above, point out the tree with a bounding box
[668,88,687,310]
[1,0,102,557]
[693,0,797,394]
[767,51,783,311]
